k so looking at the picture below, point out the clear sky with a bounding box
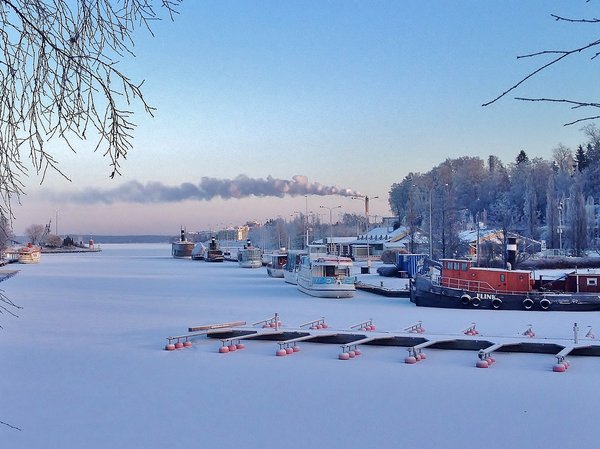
[12,1,600,235]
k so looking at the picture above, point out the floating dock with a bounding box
[164,316,600,372]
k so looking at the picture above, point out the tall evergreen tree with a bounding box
[516,150,529,166]
[576,144,588,172]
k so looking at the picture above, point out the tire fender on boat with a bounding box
[540,298,551,310]
[523,298,534,310]
[460,294,471,305]
[492,298,502,309]
[471,296,481,307]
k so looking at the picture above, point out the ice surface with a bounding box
[1,244,599,449]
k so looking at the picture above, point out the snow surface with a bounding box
[2,244,600,449]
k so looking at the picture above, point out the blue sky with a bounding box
[14,1,600,235]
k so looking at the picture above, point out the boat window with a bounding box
[325,266,335,276]
[500,274,505,282]
[587,278,598,287]
[453,262,459,270]
[461,262,467,271]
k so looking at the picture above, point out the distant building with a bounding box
[350,225,429,260]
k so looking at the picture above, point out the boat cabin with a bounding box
[268,253,288,269]
[565,271,600,293]
[440,259,533,293]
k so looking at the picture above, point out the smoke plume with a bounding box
[45,175,362,204]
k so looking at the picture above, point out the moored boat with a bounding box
[283,250,307,285]
[206,237,224,262]
[411,258,600,311]
[191,242,206,260]
[238,240,262,268]
[18,243,41,264]
[297,252,355,298]
[266,251,287,278]
[172,229,195,259]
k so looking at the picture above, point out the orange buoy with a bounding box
[219,346,230,354]
[175,342,184,349]
[183,341,192,348]
[276,349,287,356]
[476,360,489,368]
[404,356,417,364]
[338,352,350,360]
[236,343,245,350]
[165,343,176,351]
[553,363,566,372]
[285,347,294,354]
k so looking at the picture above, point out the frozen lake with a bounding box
[2,244,599,448]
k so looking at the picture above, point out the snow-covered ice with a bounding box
[2,244,599,449]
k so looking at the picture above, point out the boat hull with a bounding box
[297,281,355,298]
[283,271,298,285]
[412,275,600,311]
[267,267,285,278]
[172,242,194,258]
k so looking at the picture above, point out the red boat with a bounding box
[411,258,600,311]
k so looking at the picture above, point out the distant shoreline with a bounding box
[41,247,102,254]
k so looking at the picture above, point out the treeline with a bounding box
[388,124,600,258]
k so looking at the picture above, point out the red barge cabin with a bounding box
[440,259,533,294]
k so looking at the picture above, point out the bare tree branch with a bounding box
[482,39,600,107]
[0,0,180,217]
[483,5,600,126]
[514,97,600,125]
[0,419,22,431]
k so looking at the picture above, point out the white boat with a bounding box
[172,229,195,258]
[296,245,355,298]
[283,245,328,284]
[266,251,288,278]
[18,244,41,264]
[191,242,206,260]
[283,250,307,285]
[237,240,262,268]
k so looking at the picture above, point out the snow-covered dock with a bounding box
[166,315,600,371]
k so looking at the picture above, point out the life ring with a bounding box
[471,296,481,307]
[523,298,534,310]
[460,294,471,305]
[492,298,502,309]
[540,298,551,310]
[325,278,333,284]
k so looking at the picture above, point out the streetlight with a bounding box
[352,195,379,271]
[320,205,341,253]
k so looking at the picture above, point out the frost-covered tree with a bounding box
[24,224,45,245]
[545,175,559,249]
[0,214,13,252]
[569,183,588,256]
